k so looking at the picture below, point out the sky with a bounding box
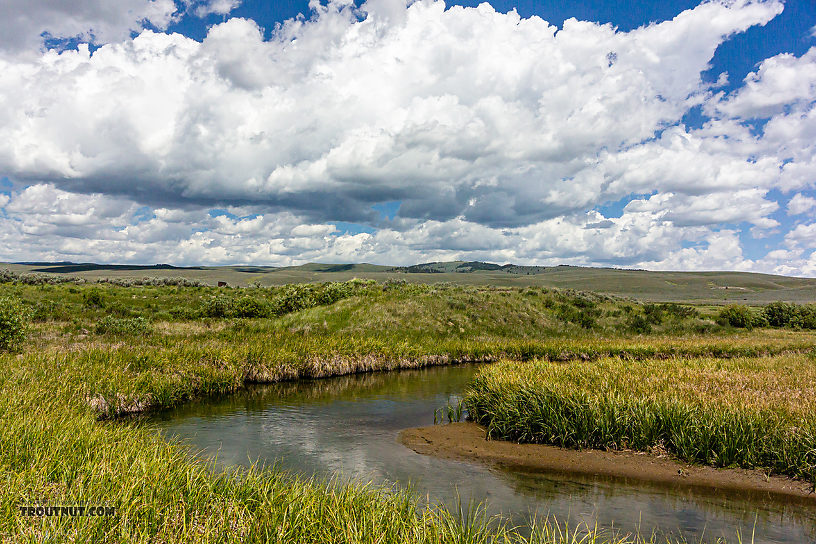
[0,0,815,275]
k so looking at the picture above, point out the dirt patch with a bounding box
[400,422,816,503]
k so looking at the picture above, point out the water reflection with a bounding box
[149,365,816,543]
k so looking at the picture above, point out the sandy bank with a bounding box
[400,422,815,503]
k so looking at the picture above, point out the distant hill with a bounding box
[393,261,505,273]
[18,263,199,274]
[285,263,392,273]
[390,261,638,275]
[3,260,816,304]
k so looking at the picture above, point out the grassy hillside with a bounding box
[4,261,816,303]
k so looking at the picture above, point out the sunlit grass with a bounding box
[1,279,813,542]
[465,354,816,485]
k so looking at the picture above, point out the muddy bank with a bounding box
[400,422,816,503]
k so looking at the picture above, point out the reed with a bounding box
[465,354,816,485]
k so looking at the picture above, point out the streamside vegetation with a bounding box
[1,274,814,542]
[465,354,816,485]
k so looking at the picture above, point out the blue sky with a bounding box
[0,0,815,274]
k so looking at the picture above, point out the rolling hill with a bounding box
[3,261,816,304]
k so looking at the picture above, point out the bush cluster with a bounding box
[625,314,652,334]
[641,303,700,326]
[200,295,234,318]
[0,297,28,351]
[762,301,816,329]
[95,316,151,336]
[660,302,699,319]
[0,269,85,285]
[82,288,106,308]
[0,268,206,287]
[718,302,816,330]
[99,277,207,288]
[232,296,269,318]
[718,305,755,328]
[555,303,599,329]
[196,280,376,319]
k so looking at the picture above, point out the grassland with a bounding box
[1,276,815,542]
[6,260,816,303]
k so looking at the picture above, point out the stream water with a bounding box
[150,364,815,543]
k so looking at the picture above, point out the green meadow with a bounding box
[7,260,816,304]
[1,269,815,543]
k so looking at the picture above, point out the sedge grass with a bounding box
[0,380,719,543]
[465,354,816,485]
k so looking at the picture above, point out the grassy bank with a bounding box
[7,281,814,417]
[465,354,816,485]
[2,279,815,542]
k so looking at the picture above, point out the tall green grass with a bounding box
[0,363,711,543]
[465,355,816,485]
[1,280,813,541]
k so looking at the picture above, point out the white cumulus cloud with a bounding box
[788,193,816,215]
[0,0,784,227]
[0,0,178,57]
[1,0,815,275]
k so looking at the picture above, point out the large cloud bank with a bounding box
[0,0,815,274]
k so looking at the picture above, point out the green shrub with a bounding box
[382,278,407,290]
[200,295,234,318]
[554,303,599,329]
[233,296,270,318]
[31,300,60,321]
[570,295,596,309]
[761,302,816,329]
[169,306,196,319]
[577,308,598,329]
[763,301,797,327]
[82,288,106,308]
[790,305,816,330]
[626,314,651,334]
[271,285,317,315]
[0,297,28,351]
[718,304,753,328]
[659,303,699,319]
[315,282,353,305]
[643,303,663,324]
[95,316,150,336]
[750,312,769,328]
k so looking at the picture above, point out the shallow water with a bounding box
[150,364,816,543]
